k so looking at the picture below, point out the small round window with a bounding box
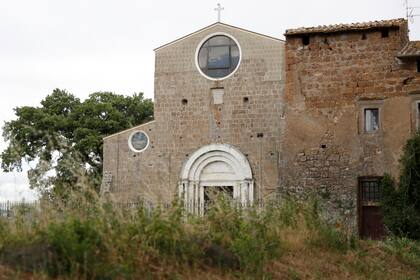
[197,34,241,79]
[128,131,149,152]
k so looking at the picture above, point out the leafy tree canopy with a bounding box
[1,89,153,198]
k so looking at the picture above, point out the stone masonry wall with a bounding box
[103,24,285,204]
[282,21,420,231]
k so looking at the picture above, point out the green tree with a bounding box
[381,133,420,239]
[1,89,153,199]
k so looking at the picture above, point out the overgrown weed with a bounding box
[0,190,418,279]
[383,237,420,271]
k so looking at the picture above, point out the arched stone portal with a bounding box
[179,144,254,214]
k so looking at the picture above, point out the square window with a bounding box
[364,108,379,132]
[381,29,389,38]
[302,35,310,46]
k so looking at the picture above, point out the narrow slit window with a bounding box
[417,102,420,131]
[417,60,420,73]
[364,108,379,132]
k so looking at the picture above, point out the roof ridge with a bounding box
[103,120,156,140]
[285,18,407,36]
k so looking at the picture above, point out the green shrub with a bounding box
[204,198,282,275]
[304,200,353,253]
[0,218,9,249]
[276,198,299,229]
[381,133,420,239]
[45,217,108,278]
[311,223,351,252]
[140,206,200,261]
[0,194,372,278]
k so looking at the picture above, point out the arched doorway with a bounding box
[178,144,254,214]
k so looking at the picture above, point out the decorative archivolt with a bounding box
[180,143,252,181]
[179,144,254,214]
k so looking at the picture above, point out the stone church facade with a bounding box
[102,23,285,212]
[102,19,420,237]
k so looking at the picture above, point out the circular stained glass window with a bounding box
[128,131,149,152]
[197,34,241,80]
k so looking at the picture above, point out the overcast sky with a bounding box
[0,0,419,202]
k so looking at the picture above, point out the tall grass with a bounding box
[383,237,420,272]
[0,190,418,279]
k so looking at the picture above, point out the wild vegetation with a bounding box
[381,133,420,239]
[0,190,419,279]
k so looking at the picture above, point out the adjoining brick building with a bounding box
[283,19,420,238]
[102,19,420,238]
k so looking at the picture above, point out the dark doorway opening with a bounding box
[204,186,233,213]
[358,177,385,240]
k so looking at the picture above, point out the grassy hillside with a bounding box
[0,193,419,279]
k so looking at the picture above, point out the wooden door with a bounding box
[360,206,385,239]
[358,177,385,240]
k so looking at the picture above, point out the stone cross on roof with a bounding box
[214,3,224,22]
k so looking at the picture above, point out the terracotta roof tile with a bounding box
[285,18,406,36]
[397,41,420,59]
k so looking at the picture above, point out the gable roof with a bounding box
[285,18,406,36]
[154,22,284,52]
[103,120,156,140]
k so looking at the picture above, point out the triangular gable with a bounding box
[154,22,284,52]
